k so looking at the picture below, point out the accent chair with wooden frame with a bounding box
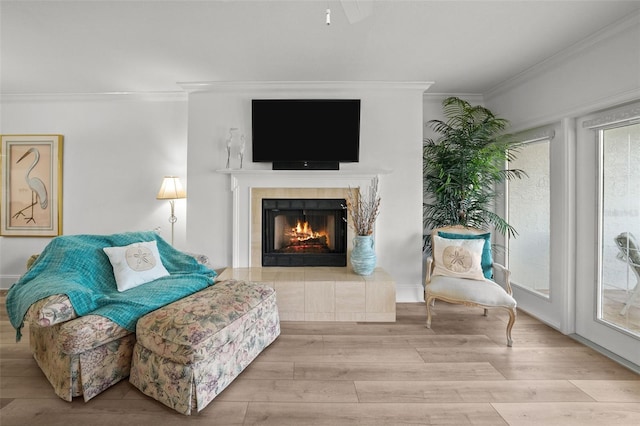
[425,225,517,346]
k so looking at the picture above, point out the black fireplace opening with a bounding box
[262,198,347,267]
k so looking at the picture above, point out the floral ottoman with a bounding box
[129,279,280,415]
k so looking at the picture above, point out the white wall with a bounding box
[0,94,188,288]
[184,82,429,301]
[0,84,429,300]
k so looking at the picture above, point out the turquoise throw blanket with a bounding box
[6,231,217,341]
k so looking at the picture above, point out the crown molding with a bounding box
[0,92,187,103]
[178,80,434,94]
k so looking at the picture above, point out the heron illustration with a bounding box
[12,147,48,224]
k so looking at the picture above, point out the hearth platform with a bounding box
[216,266,396,322]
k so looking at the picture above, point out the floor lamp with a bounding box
[156,176,186,245]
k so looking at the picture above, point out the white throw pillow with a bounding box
[432,235,485,281]
[103,240,170,292]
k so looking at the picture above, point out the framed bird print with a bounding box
[1,135,63,237]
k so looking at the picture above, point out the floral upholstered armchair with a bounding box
[24,294,137,401]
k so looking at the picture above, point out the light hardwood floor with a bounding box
[1,298,639,425]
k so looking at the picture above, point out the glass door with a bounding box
[576,104,640,368]
[599,124,640,336]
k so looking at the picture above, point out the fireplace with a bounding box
[262,198,347,266]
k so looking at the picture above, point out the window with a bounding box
[507,133,552,298]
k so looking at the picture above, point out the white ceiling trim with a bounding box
[178,80,434,94]
[0,92,188,103]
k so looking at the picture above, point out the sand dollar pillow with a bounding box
[103,240,170,292]
[432,235,486,281]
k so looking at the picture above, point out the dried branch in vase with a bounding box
[345,177,381,236]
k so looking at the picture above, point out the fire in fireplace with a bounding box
[278,219,331,253]
[262,198,347,266]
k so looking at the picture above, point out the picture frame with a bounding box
[1,135,63,237]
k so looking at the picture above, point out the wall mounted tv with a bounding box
[252,99,361,170]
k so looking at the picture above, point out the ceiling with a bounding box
[2,0,639,95]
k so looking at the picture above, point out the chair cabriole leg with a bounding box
[506,308,517,347]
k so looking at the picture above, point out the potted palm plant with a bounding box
[423,96,526,253]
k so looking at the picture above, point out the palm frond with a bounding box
[423,96,526,254]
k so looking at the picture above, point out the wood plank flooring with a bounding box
[1,299,639,425]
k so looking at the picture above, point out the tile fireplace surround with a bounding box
[218,169,396,321]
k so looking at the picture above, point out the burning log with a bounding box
[289,235,328,247]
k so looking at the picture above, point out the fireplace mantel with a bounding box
[218,168,391,267]
[217,168,391,187]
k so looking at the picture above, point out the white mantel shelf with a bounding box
[217,168,392,192]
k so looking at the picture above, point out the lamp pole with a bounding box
[157,176,186,246]
[168,199,177,245]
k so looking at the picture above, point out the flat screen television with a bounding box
[252,99,360,170]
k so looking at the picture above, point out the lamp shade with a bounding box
[156,176,186,200]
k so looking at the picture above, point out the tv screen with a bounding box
[252,99,360,169]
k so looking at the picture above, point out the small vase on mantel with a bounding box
[350,235,377,275]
